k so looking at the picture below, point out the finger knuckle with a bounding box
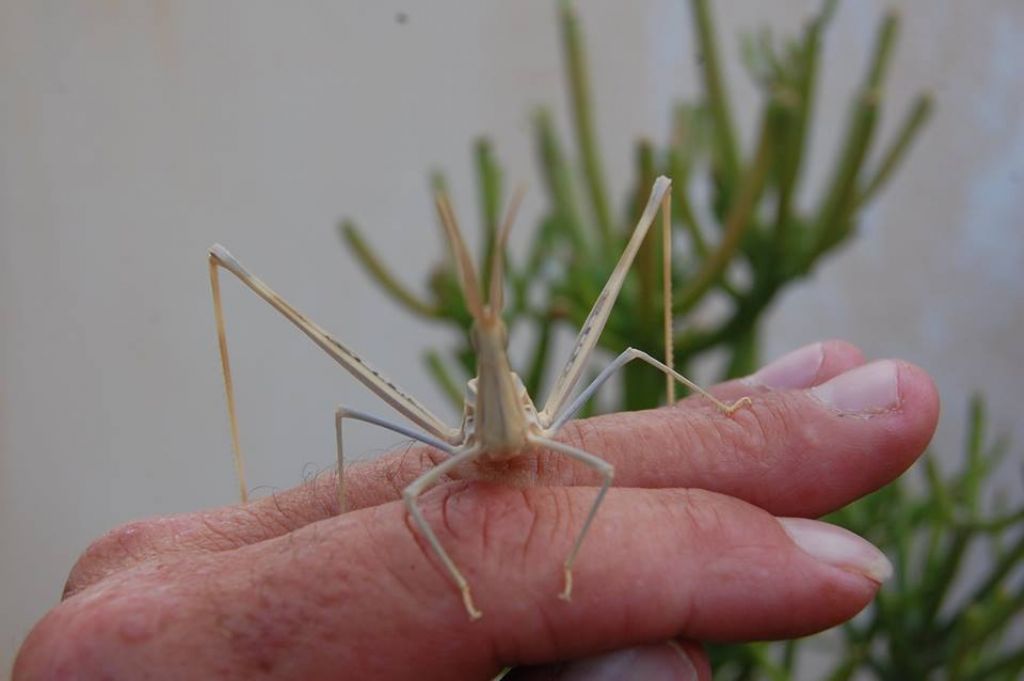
[379,444,448,500]
[554,419,623,484]
[403,481,584,605]
[669,394,809,474]
[15,573,177,680]
[63,519,168,599]
[669,488,731,546]
[13,602,92,678]
[420,484,576,660]
[426,483,552,571]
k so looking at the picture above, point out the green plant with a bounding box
[340,0,931,414]
[710,396,1024,680]
[338,1,1023,678]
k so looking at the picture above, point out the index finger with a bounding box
[65,342,936,596]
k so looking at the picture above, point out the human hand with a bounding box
[14,340,939,680]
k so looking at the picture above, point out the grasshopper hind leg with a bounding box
[402,446,486,620]
[530,436,614,602]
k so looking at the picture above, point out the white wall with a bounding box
[2,0,1022,671]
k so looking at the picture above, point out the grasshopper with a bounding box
[208,176,749,619]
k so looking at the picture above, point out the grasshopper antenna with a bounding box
[488,185,526,314]
[435,193,484,319]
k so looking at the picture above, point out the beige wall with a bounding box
[2,0,1022,671]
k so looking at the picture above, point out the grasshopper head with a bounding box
[468,314,509,366]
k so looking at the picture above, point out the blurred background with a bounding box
[1,1,1022,676]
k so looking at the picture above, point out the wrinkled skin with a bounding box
[14,340,939,680]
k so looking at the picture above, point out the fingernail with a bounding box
[746,342,824,390]
[810,360,900,414]
[556,642,698,681]
[778,517,893,583]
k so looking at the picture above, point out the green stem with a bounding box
[525,312,554,398]
[963,395,988,517]
[340,221,440,318]
[919,527,971,635]
[667,148,710,260]
[748,643,790,681]
[809,87,878,262]
[858,93,933,205]
[560,0,614,246]
[474,138,503,295]
[964,647,1024,681]
[675,107,775,314]
[423,350,464,409]
[775,2,832,275]
[955,587,1024,661]
[534,108,588,254]
[690,0,740,191]
[633,140,659,336]
[957,507,1024,533]
[781,638,798,675]
[806,10,900,265]
[866,10,900,90]
[675,282,775,359]
[724,320,759,379]
[955,529,1024,626]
